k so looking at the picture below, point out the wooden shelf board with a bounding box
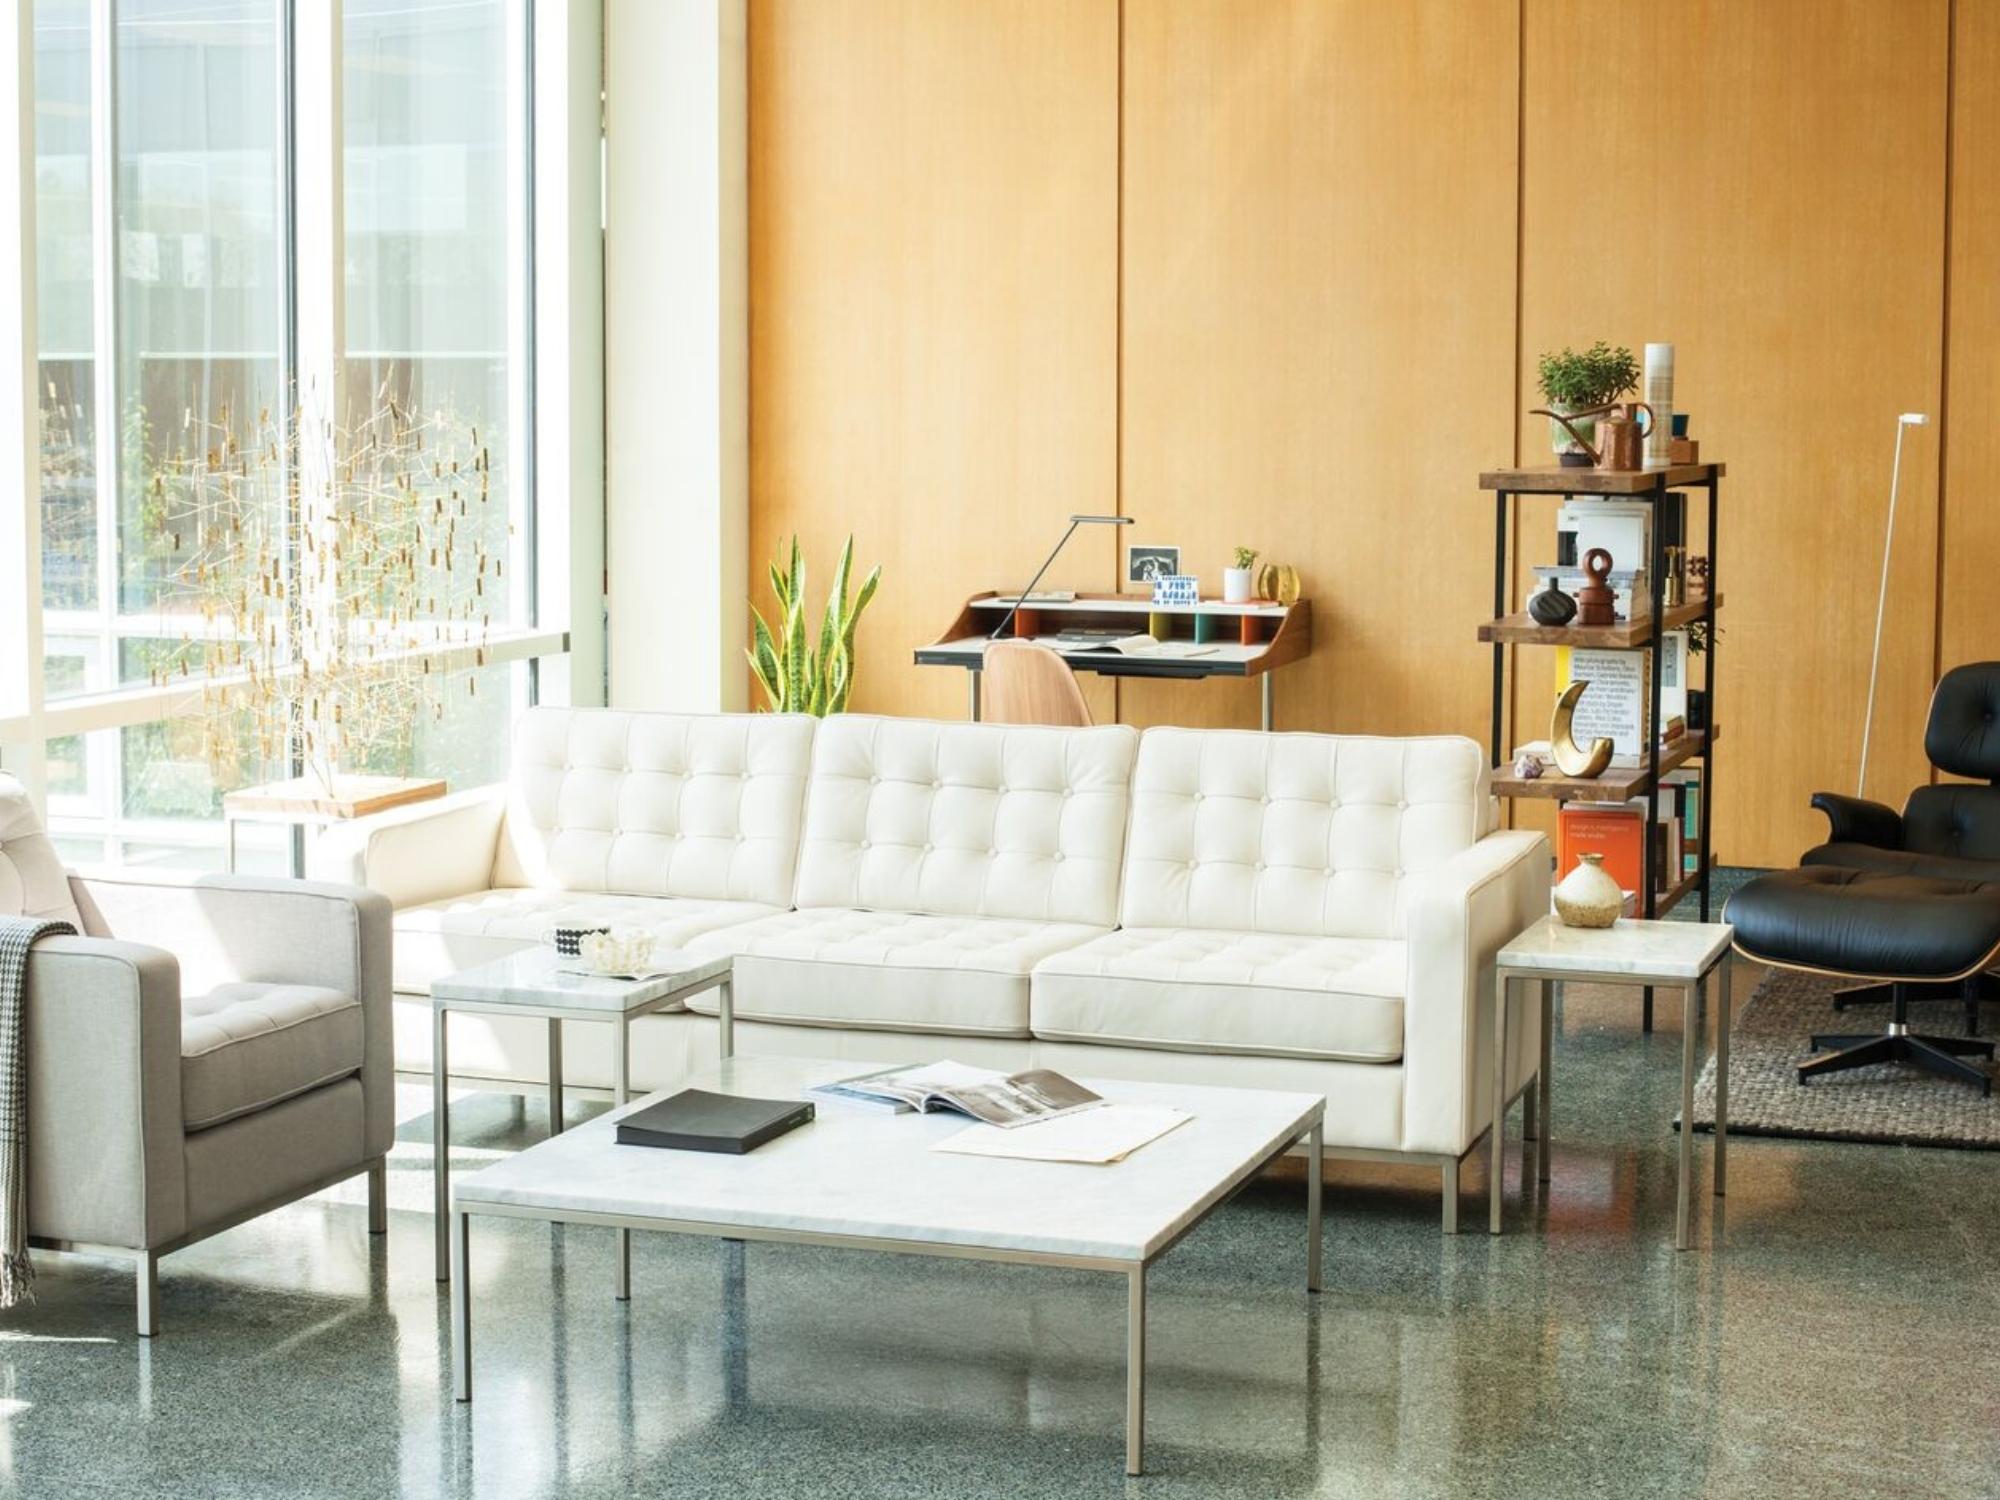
[969,593,1292,618]
[1494,728,1716,802]
[1477,462,1725,494]
[1478,594,1721,648]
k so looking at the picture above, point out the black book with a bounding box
[615,1089,814,1155]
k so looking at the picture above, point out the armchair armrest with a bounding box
[306,783,506,908]
[1810,792,1903,849]
[1399,830,1551,1158]
[24,937,186,1250]
[77,873,394,1159]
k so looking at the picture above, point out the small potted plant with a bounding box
[1223,546,1258,604]
[1536,342,1640,465]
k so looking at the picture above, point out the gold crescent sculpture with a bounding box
[1549,679,1613,778]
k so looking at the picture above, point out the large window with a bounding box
[7,0,563,873]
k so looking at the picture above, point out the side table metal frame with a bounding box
[1489,952,1733,1250]
[431,969,735,1285]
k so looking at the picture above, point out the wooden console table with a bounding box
[915,592,1312,730]
[221,774,446,873]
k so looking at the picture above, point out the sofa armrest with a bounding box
[1810,792,1903,849]
[306,783,506,909]
[1399,829,1551,1158]
[77,873,395,1159]
[24,937,187,1250]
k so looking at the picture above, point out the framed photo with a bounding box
[1126,544,1181,586]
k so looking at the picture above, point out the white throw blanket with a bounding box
[0,916,75,1306]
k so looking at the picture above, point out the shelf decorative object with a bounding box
[1549,681,1613,778]
[1527,578,1578,626]
[142,370,498,797]
[1223,547,1257,604]
[1534,342,1641,465]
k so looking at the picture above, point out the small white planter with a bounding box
[1222,567,1254,603]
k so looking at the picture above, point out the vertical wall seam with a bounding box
[1113,0,1125,728]
[1505,0,1527,826]
[1933,0,1957,745]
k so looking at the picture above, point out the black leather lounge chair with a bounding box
[1726,662,2000,1093]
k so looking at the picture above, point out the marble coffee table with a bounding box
[429,946,733,1286]
[448,1054,1325,1476]
[1490,915,1734,1250]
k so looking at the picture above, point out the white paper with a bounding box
[930,1105,1192,1164]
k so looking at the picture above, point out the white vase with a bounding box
[1222,567,1254,603]
[1553,852,1623,928]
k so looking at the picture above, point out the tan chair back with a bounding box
[981,641,1093,727]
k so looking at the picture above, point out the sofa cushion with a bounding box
[794,715,1138,928]
[1120,728,1491,940]
[493,707,817,906]
[686,907,1107,1038]
[391,888,783,994]
[1030,927,1407,1063]
[0,773,82,928]
[181,982,364,1130]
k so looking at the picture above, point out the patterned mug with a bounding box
[547,924,610,959]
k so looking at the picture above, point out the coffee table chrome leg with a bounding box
[1490,972,1509,1235]
[718,978,734,1060]
[1126,1266,1146,1476]
[1538,980,1554,1184]
[1677,982,1698,1251]
[451,1211,471,1401]
[615,1018,632,1301]
[547,1018,565,1134]
[1306,1121,1323,1292]
[433,1006,450,1282]
[1715,955,1731,1198]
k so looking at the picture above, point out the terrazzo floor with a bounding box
[6,915,2000,1494]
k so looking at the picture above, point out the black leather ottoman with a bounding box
[1726,867,2000,1093]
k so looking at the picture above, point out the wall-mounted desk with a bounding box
[915,593,1313,730]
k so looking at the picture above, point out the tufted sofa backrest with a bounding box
[0,773,84,928]
[794,715,1139,927]
[1120,728,1493,939]
[494,708,818,906]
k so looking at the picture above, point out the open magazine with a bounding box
[806,1061,1102,1129]
[1080,633,1217,659]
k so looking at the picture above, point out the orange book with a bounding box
[1558,803,1646,896]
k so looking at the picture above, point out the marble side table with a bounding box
[1490,915,1734,1250]
[429,946,734,1288]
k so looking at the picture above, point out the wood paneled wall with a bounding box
[748,0,1991,869]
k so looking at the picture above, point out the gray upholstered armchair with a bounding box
[0,776,392,1334]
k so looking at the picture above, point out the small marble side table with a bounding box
[1490,916,1734,1251]
[429,946,734,1288]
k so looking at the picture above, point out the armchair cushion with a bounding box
[1804,841,2000,886]
[1810,792,1903,849]
[1029,928,1406,1062]
[0,775,81,927]
[180,982,363,1130]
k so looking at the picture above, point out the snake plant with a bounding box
[747,534,882,715]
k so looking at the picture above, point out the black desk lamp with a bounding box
[988,514,1135,640]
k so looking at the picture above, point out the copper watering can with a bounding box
[1531,401,1655,472]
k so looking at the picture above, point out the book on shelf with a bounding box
[1557,797,1684,903]
[806,1061,1103,1130]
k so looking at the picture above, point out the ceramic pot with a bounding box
[1528,580,1578,626]
[1553,853,1623,928]
[1222,567,1254,604]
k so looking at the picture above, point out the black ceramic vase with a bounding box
[1528,582,1578,626]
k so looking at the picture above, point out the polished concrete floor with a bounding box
[6,971,2000,1497]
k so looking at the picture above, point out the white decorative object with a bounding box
[1221,567,1253,604]
[1151,574,1199,607]
[1643,342,1675,466]
[579,928,656,977]
[1553,853,1624,928]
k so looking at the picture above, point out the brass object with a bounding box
[1575,547,1616,627]
[1549,679,1613,779]
[1530,401,1655,472]
[1663,545,1685,606]
[1253,561,1302,606]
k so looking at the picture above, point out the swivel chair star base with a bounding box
[1801,979,1994,1094]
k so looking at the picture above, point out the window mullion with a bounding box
[89,0,116,690]
[0,4,45,795]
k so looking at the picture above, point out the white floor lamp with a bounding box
[1857,412,1928,799]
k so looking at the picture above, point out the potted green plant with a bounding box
[747,534,882,715]
[1223,546,1258,604]
[1536,343,1640,465]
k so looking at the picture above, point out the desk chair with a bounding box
[980,641,1092,727]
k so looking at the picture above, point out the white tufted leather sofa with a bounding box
[320,707,1550,1228]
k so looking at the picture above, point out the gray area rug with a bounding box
[1686,967,2000,1150]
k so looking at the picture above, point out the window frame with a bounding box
[0,0,600,867]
